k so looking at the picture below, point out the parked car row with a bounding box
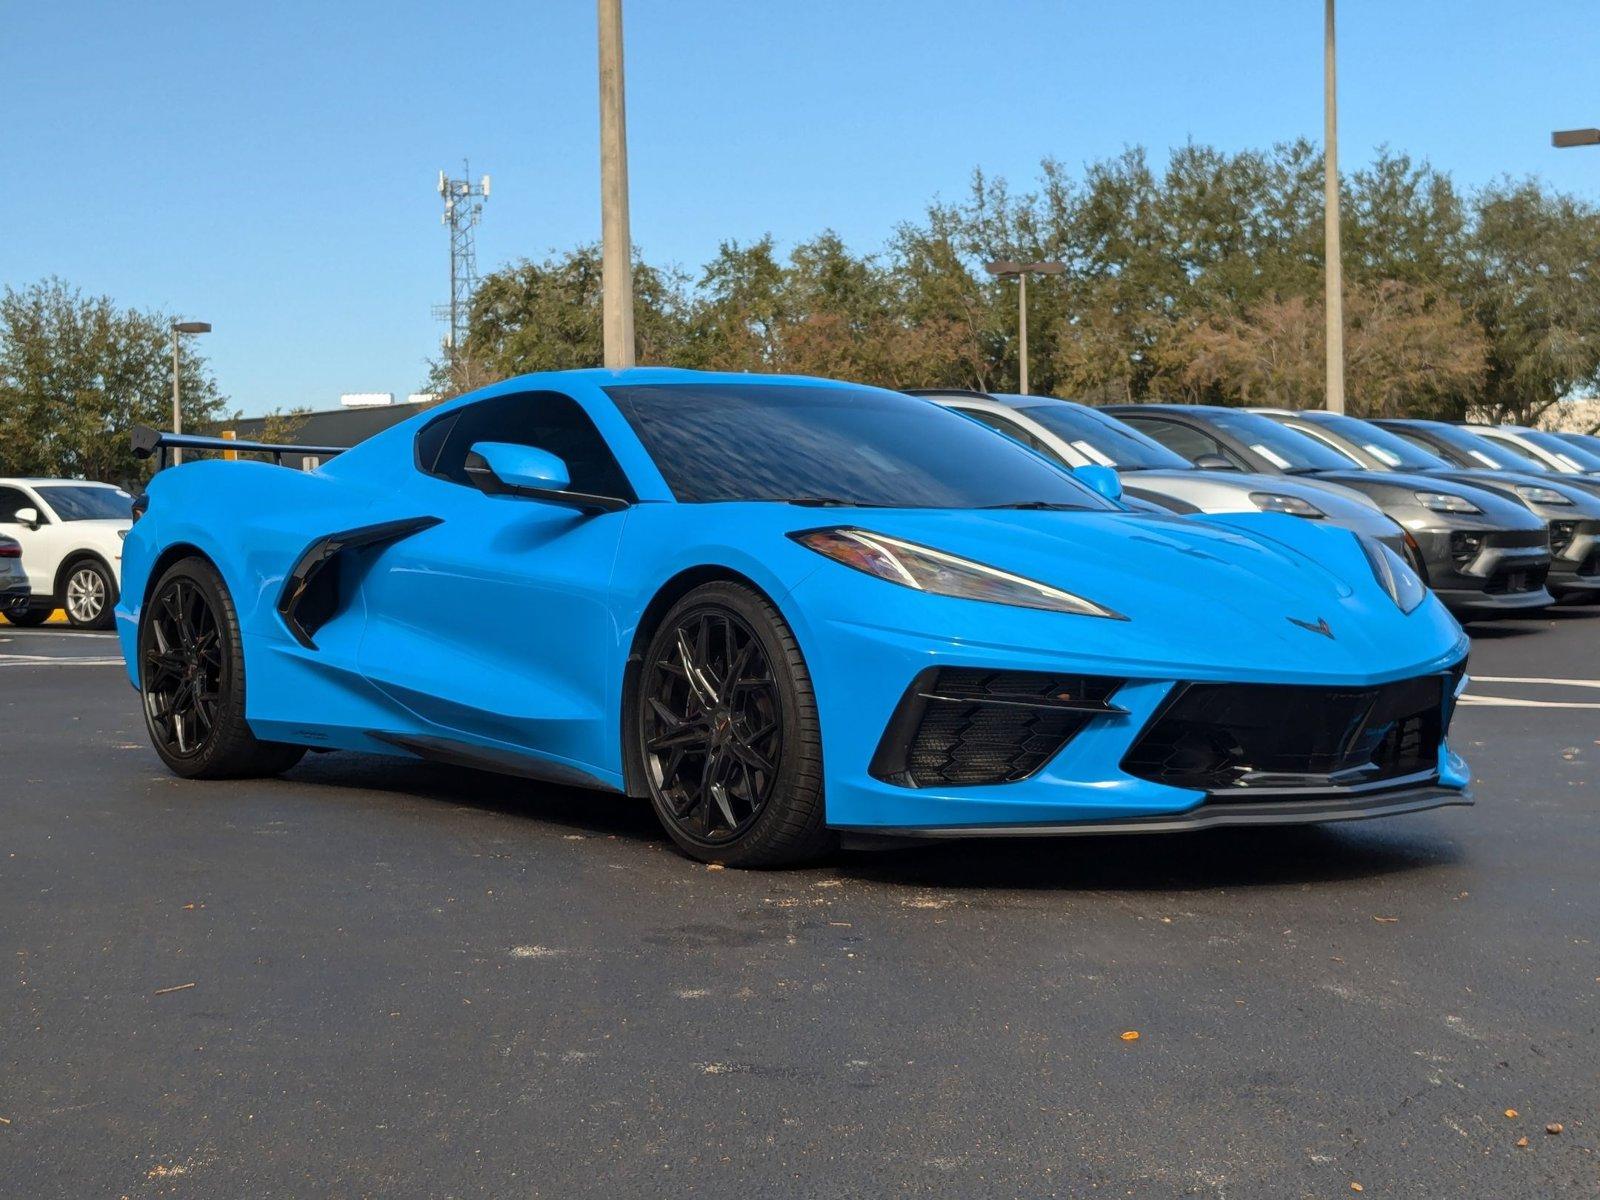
[0,478,136,628]
[910,391,1598,621]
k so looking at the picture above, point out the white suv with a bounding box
[0,479,134,629]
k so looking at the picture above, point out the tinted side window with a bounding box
[1122,417,1236,466]
[419,392,635,501]
[0,487,33,523]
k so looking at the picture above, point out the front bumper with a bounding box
[783,573,1472,833]
[1548,524,1600,597]
[1419,526,1553,613]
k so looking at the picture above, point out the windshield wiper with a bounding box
[978,500,1085,510]
[782,496,899,508]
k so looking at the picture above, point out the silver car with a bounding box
[913,390,1415,562]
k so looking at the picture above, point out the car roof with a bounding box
[908,389,1087,413]
[0,478,121,488]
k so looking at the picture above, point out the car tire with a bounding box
[3,603,53,627]
[63,558,118,630]
[139,555,306,779]
[636,581,834,867]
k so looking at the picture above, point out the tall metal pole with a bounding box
[1017,273,1030,396]
[171,326,183,466]
[598,0,636,368]
[1323,0,1346,414]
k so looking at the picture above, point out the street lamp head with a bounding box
[984,260,1065,277]
[1552,128,1600,149]
[172,321,212,334]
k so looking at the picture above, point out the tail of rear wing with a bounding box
[131,425,349,472]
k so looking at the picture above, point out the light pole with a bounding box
[170,320,211,465]
[597,0,636,368]
[984,260,1064,395]
[1323,0,1345,414]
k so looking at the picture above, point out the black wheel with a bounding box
[139,556,306,779]
[2,603,52,627]
[637,582,833,867]
[63,558,117,629]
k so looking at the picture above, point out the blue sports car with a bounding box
[119,369,1472,866]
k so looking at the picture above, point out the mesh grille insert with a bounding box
[872,669,1124,788]
[1122,674,1447,794]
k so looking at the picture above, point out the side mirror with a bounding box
[1071,464,1123,502]
[468,442,570,492]
[463,441,628,515]
[11,506,40,529]
[1193,453,1238,471]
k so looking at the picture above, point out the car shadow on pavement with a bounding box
[285,751,1458,892]
[287,751,667,840]
[832,822,1462,892]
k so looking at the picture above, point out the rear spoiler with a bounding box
[131,425,349,472]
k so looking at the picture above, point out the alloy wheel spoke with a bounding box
[724,734,775,775]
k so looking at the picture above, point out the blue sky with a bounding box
[4,1,1599,415]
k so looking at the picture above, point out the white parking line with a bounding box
[1470,675,1600,689]
[1458,695,1600,710]
[0,654,125,667]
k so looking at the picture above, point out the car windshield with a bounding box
[1421,425,1546,471]
[1305,413,1450,470]
[1515,428,1600,472]
[1016,402,1193,470]
[35,485,133,521]
[607,383,1114,509]
[1205,410,1361,472]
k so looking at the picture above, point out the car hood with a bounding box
[1310,470,1546,529]
[1429,469,1600,517]
[1122,468,1395,527]
[774,506,1464,673]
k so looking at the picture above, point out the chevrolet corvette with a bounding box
[119,370,1472,865]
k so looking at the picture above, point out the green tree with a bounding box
[0,279,224,484]
[429,245,691,395]
[1465,181,1600,424]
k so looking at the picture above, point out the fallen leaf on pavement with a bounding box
[1373,916,1399,923]
[1547,1123,1563,1135]
[1505,1108,1519,1119]
[1120,1030,1140,1041]
[1516,1137,1529,1149]
[1350,1184,1363,1193]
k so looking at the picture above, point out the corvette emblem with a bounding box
[1288,616,1334,639]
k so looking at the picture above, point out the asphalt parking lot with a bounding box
[3,613,1598,1199]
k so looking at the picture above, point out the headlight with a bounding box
[1249,492,1325,518]
[790,527,1125,619]
[1415,491,1482,514]
[1514,484,1573,506]
[1358,535,1429,614]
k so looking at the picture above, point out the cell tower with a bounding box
[433,161,491,366]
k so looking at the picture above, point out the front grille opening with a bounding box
[1578,550,1600,578]
[1122,675,1447,795]
[871,668,1124,788]
[1484,563,1548,595]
